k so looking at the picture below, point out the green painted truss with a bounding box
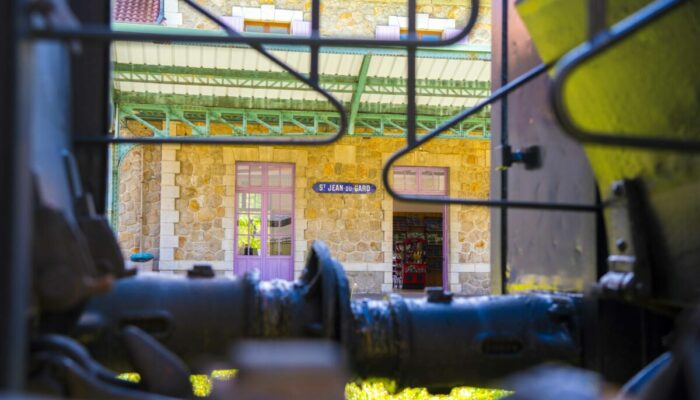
[113,63,491,99]
[118,103,491,139]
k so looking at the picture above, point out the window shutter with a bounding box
[291,20,311,36]
[375,25,400,40]
[221,15,244,32]
[442,28,468,44]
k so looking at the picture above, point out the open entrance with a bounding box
[392,167,448,291]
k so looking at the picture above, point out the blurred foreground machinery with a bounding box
[2,0,700,399]
[75,242,581,395]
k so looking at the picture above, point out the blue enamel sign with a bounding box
[312,182,376,194]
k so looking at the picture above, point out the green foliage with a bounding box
[345,381,510,400]
[118,371,509,399]
[117,372,140,383]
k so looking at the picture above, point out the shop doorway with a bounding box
[234,162,294,280]
[392,167,448,291]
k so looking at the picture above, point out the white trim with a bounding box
[159,260,229,271]
[163,0,178,13]
[164,12,182,27]
[387,14,456,32]
[343,263,368,272]
[158,146,180,270]
[450,263,490,273]
[367,263,391,272]
[260,4,275,20]
[232,5,303,23]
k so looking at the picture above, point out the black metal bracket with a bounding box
[499,144,541,171]
[593,180,653,302]
[550,0,698,152]
[380,62,601,213]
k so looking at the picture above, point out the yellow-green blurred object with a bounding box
[344,381,510,400]
[516,0,700,190]
[516,0,700,305]
[118,372,508,399]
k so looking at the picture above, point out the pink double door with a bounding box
[234,163,294,280]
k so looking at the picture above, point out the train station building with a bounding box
[111,0,493,295]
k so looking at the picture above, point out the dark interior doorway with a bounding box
[393,206,445,290]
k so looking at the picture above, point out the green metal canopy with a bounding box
[111,24,492,139]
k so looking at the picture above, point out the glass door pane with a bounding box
[267,192,292,256]
[237,193,262,256]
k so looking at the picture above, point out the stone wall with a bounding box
[116,122,162,263]
[114,126,491,294]
[175,146,227,261]
[171,0,491,44]
[117,148,142,256]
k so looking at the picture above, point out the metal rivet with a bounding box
[615,239,628,252]
[426,287,453,303]
[611,181,625,197]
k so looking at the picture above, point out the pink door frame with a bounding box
[393,166,450,289]
[234,162,295,280]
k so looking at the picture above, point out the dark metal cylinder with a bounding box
[349,294,581,391]
[77,242,581,390]
[77,272,308,370]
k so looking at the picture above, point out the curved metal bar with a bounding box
[550,0,699,152]
[31,0,480,49]
[381,62,599,212]
[79,0,348,146]
[618,352,672,397]
[73,0,481,145]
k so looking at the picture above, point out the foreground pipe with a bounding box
[76,242,581,391]
[350,293,580,391]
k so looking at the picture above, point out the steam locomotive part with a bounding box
[77,241,581,392]
[3,0,699,397]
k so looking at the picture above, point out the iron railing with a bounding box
[30,0,693,213]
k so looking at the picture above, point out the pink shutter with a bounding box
[221,15,244,32]
[375,25,400,40]
[291,20,311,36]
[442,28,468,44]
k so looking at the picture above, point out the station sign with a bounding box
[312,182,376,194]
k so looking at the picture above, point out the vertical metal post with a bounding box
[406,0,417,146]
[107,106,119,227]
[498,0,509,295]
[310,0,320,85]
[587,0,607,39]
[0,0,31,390]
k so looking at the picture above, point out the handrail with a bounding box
[381,62,601,212]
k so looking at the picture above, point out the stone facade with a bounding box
[459,271,489,295]
[116,121,162,262]
[166,0,491,45]
[114,124,491,294]
[114,0,493,294]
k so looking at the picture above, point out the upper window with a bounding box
[400,29,443,41]
[378,14,467,43]
[244,20,292,34]
[393,167,448,195]
[229,6,307,35]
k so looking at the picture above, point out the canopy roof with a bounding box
[111,24,492,138]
